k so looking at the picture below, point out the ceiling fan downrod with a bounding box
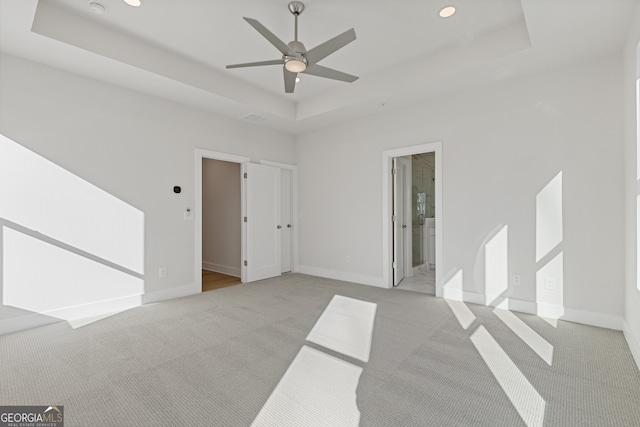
[288,1,305,42]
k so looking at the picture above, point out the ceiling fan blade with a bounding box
[304,28,356,65]
[226,59,283,69]
[303,64,358,83]
[284,69,297,93]
[243,17,295,56]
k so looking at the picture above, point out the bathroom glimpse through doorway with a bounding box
[405,152,437,294]
[383,142,443,297]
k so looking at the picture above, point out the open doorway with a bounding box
[395,152,436,294]
[382,142,443,296]
[201,158,242,291]
[195,150,298,291]
[195,149,249,292]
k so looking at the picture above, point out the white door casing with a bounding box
[243,163,282,282]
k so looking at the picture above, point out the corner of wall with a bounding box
[624,319,640,371]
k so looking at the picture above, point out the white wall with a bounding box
[0,46,632,341]
[623,4,640,368]
[297,53,626,326]
[202,159,241,276]
[0,53,295,332]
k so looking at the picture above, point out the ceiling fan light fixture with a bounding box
[284,57,307,73]
[439,6,456,18]
[227,2,358,93]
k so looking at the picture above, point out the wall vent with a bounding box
[240,113,268,124]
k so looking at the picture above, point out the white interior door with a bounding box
[281,169,293,273]
[393,157,412,285]
[401,157,413,278]
[243,163,281,282]
[393,158,405,286]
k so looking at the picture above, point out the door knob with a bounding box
[287,224,292,228]
[277,225,282,229]
[402,225,407,228]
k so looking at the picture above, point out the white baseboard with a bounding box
[44,294,144,321]
[442,287,464,301]
[561,307,623,331]
[142,282,199,305]
[1,283,201,336]
[624,320,640,371]
[298,265,386,288]
[0,294,144,335]
[444,290,624,331]
[202,262,240,278]
[296,268,623,331]
[0,312,62,335]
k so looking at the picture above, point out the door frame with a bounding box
[261,160,299,273]
[382,142,443,296]
[195,149,250,290]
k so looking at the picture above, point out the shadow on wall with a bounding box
[0,133,145,333]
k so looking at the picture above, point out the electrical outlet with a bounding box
[513,274,521,286]
[544,277,555,290]
[159,267,167,278]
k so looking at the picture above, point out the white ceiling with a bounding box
[0,0,637,135]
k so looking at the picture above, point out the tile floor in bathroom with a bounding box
[394,268,435,294]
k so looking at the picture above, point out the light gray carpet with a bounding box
[1,274,639,426]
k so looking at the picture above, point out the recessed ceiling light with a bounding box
[439,6,456,18]
[295,77,301,83]
[123,0,142,6]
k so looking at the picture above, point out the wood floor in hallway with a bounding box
[202,270,241,292]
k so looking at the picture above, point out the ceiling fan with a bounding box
[226,1,358,93]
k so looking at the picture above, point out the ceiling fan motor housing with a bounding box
[287,40,306,56]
